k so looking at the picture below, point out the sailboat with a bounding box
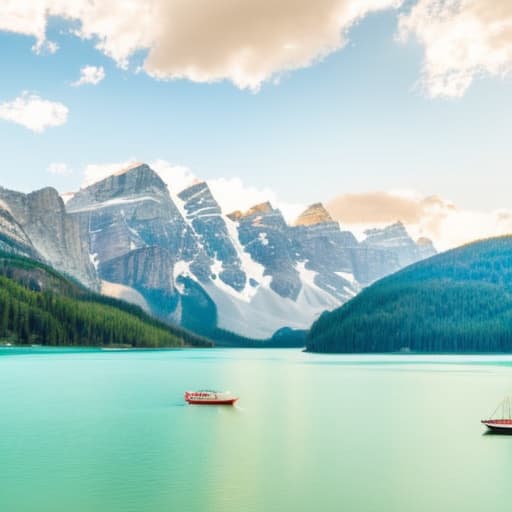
[481,397,512,433]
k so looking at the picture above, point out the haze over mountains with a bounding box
[0,163,436,339]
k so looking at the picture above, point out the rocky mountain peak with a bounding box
[416,236,437,259]
[364,221,412,243]
[178,181,221,217]
[228,201,274,221]
[72,163,167,206]
[179,180,246,292]
[27,187,64,211]
[361,221,436,270]
[294,203,333,227]
[112,161,146,176]
[0,185,98,289]
[389,220,406,231]
[417,236,434,247]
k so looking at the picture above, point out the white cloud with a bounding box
[327,190,512,250]
[150,159,199,195]
[0,92,68,133]
[47,162,72,175]
[32,39,59,55]
[150,159,304,221]
[152,161,305,221]
[0,1,47,45]
[207,176,304,222]
[139,0,403,90]
[3,1,510,95]
[0,0,403,90]
[431,208,512,250]
[398,0,512,97]
[72,65,106,86]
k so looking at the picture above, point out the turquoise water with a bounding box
[2,348,512,511]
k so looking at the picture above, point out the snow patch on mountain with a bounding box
[173,260,196,294]
[101,280,150,313]
[295,261,317,288]
[223,216,270,297]
[67,195,161,213]
[258,232,269,246]
[204,280,337,339]
[89,252,99,270]
[335,271,357,286]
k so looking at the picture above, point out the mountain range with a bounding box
[0,163,436,340]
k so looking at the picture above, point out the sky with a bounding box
[0,0,511,249]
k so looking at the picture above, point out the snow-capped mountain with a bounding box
[66,163,435,338]
[0,163,436,339]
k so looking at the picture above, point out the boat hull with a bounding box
[481,420,512,434]
[184,391,238,405]
[185,398,238,405]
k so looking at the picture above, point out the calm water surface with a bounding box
[1,347,512,512]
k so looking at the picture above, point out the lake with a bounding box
[1,347,512,512]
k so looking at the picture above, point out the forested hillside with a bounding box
[307,236,512,353]
[0,251,212,348]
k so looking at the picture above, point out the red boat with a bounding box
[184,390,238,405]
[482,397,512,433]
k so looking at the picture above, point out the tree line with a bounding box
[0,251,212,348]
[307,236,512,353]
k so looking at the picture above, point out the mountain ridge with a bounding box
[0,163,437,340]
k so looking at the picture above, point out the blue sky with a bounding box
[0,1,511,221]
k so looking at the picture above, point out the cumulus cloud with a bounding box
[0,92,68,133]
[0,1,48,46]
[207,177,304,222]
[151,160,304,220]
[0,0,402,90]
[327,191,512,250]
[3,1,511,94]
[326,191,447,224]
[47,162,72,176]
[140,0,403,89]
[150,159,200,195]
[398,0,512,97]
[72,65,105,86]
[32,40,59,55]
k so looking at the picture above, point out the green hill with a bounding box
[307,236,512,353]
[0,251,212,348]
